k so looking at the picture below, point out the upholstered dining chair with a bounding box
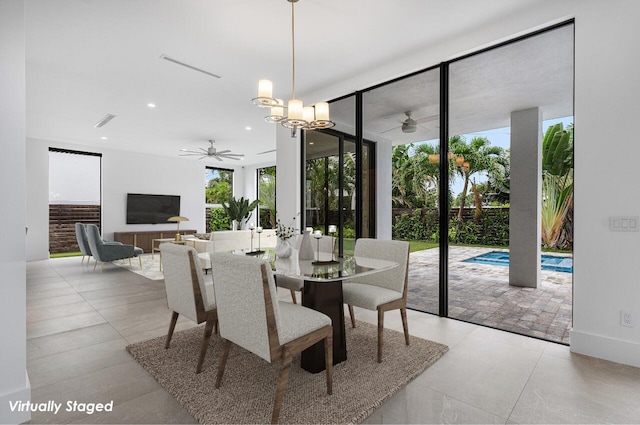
[160,243,217,374]
[210,253,333,424]
[343,238,410,363]
[85,224,144,272]
[275,234,336,304]
[75,223,92,264]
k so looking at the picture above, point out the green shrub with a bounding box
[209,207,231,231]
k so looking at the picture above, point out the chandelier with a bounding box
[251,0,335,136]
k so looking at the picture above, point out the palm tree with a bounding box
[450,136,507,220]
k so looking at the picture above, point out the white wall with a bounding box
[26,138,246,259]
[276,126,302,232]
[0,1,30,423]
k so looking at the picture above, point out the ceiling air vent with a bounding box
[94,114,116,128]
[159,54,221,79]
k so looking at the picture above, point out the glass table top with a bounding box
[232,248,398,282]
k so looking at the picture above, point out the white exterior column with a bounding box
[509,107,542,288]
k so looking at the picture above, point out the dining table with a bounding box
[238,247,398,373]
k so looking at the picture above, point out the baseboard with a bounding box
[570,329,640,367]
[0,372,31,424]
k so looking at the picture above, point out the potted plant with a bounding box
[222,197,259,230]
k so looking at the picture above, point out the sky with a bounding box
[411,115,574,196]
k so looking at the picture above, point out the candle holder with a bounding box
[312,229,339,265]
[246,225,265,256]
[328,224,337,262]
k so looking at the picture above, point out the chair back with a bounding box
[86,224,106,262]
[294,234,335,252]
[160,243,214,323]
[353,238,409,294]
[75,223,92,256]
[210,253,281,362]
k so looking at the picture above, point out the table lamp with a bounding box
[167,216,189,241]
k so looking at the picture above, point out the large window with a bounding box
[205,167,233,232]
[258,166,276,228]
[318,21,573,344]
[48,148,101,255]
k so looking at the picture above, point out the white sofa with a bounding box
[186,229,277,270]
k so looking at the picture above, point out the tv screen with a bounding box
[126,193,181,224]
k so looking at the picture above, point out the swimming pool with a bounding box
[463,251,573,273]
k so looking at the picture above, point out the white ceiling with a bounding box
[25,0,567,165]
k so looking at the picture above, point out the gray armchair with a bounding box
[86,224,143,272]
[75,223,92,264]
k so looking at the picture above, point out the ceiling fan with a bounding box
[381,111,439,134]
[179,140,244,161]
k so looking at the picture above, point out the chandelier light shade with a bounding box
[252,0,335,136]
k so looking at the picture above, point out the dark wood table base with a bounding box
[301,280,347,373]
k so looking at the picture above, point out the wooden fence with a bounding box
[49,204,101,253]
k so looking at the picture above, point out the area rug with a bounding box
[126,320,448,424]
[114,254,164,280]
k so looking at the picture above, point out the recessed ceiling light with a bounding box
[147,103,156,108]
[245,126,252,131]
[101,136,108,140]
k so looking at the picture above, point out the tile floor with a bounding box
[25,257,639,424]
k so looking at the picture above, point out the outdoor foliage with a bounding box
[258,166,276,228]
[205,169,232,204]
[541,123,573,249]
[209,207,231,231]
[392,208,509,246]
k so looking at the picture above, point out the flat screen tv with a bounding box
[126,193,181,224]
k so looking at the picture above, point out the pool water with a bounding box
[463,251,573,273]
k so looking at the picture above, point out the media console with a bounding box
[113,229,197,252]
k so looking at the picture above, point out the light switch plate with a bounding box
[609,216,640,232]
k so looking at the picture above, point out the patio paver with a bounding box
[407,246,572,344]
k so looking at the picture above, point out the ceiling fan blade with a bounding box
[212,155,223,162]
[415,114,439,124]
[257,149,276,155]
[380,125,402,134]
[199,147,209,153]
[221,153,244,157]
[217,155,242,160]
[215,149,231,154]
[179,152,201,156]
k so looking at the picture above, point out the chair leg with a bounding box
[348,305,356,328]
[215,339,232,389]
[139,256,143,269]
[165,311,179,349]
[377,308,384,363]
[129,258,132,266]
[400,308,410,345]
[271,350,293,425]
[81,255,85,264]
[290,289,297,304]
[93,259,98,271]
[324,331,333,395]
[196,315,216,374]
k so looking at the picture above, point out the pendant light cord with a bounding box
[291,0,296,99]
